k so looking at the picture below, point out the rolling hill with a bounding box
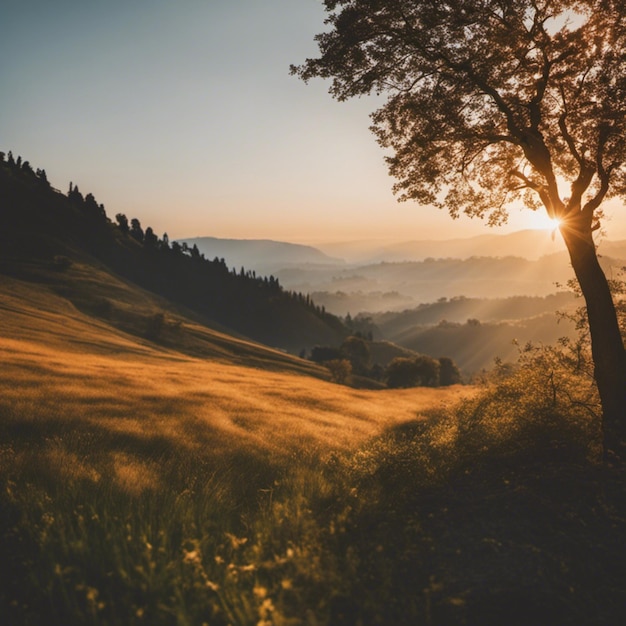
[179,236,343,274]
[0,157,347,354]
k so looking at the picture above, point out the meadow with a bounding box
[1,272,625,625]
[1,273,476,625]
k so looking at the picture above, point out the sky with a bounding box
[2,0,624,244]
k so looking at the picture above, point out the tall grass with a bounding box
[2,348,625,625]
[2,276,624,624]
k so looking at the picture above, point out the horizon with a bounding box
[3,1,625,244]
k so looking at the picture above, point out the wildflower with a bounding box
[225,532,248,549]
[183,549,201,564]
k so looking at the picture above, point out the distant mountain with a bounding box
[317,229,626,264]
[274,254,579,315]
[317,229,568,263]
[275,241,626,316]
[0,155,347,354]
[179,236,343,274]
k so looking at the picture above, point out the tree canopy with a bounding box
[293,0,626,458]
[293,0,625,228]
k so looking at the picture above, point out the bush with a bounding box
[325,359,352,384]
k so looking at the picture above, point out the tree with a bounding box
[326,358,352,384]
[413,354,440,387]
[438,356,462,386]
[340,335,371,375]
[310,345,342,363]
[130,218,144,243]
[115,213,129,233]
[385,357,420,388]
[293,0,626,459]
[144,226,158,247]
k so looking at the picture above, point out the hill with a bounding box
[180,236,343,274]
[2,153,625,625]
[0,155,346,354]
[276,252,625,316]
[2,257,624,626]
[317,229,626,264]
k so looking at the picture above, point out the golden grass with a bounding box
[0,273,475,484]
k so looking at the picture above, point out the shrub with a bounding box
[325,359,352,384]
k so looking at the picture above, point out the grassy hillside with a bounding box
[0,157,347,354]
[1,273,464,456]
[0,270,473,625]
[3,260,626,625]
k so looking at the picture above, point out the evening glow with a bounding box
[1,2,624,242]
[526,211,562,231]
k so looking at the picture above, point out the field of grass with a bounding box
[2,270,626,625]
[1,273,480,625]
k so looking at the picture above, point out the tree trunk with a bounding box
[560,221,626,462]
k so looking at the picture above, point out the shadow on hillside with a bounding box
[327,411,626,626]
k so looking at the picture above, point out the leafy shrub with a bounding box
[325,358,352,384]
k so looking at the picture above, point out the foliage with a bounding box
[339,335,371,375]
[385,356,422,388]
[293,0,626,226]
[438,356,462,386]
[385,354,450,388]
[325,358,352,384]
[310,345,341,363]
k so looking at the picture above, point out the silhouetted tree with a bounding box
[412,355,439,387]
[84,193,105,219]
[130,218,144,243]
[385,357,421,389]
[310,346,341,363]
[438,356,462,386]
[115,213,129,233]
[144,226,158,247]
[35,168,49,185]
[340,335,370,375]
[293,0,626,457]
[68,183,83,204]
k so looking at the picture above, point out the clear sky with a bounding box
[2,0,624,243]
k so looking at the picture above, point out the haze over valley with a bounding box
[181,231,626,376]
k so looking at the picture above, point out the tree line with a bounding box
[308,333,461,388]
[0,152,346,352]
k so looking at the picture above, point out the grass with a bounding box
[0,273,476,625]
[1,271,625,625]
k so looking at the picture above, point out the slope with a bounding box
[0,157,346,354]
